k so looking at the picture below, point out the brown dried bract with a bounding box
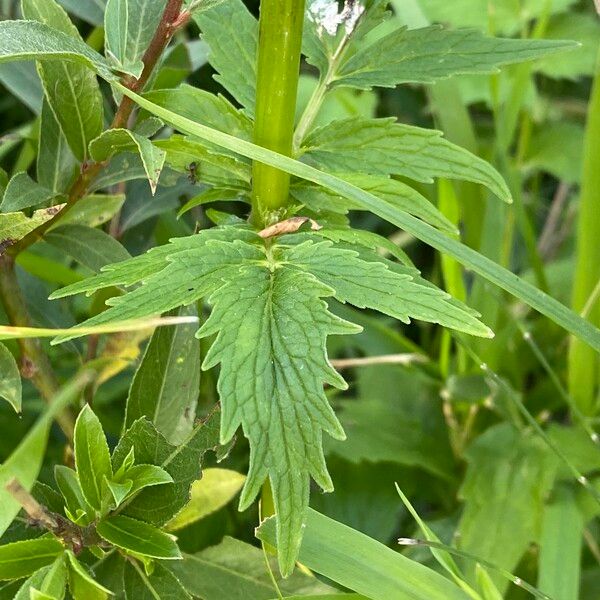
[258,216,322,239]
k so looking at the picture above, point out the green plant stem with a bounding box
[0,254,74,438]
[251,0,306,225]
[568,52,600,416]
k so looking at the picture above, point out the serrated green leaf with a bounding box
[125,305,200,445]
[21,0,104,161]
[287,240,492,337]
[65,551,111,600]
[257,509,471,600]
[291,174,456,234]
[119,464,173,496]
[110,85,600,352]
[193,0,257,114]
[166,468,245,531]
[37,100,78,194]
[334,25,577,89]
[0,342,21,412]
[104,0,165,78]
[13,566,51,600]
[73,405,112,511]
[300,117,511,202]
[89,129,166,194]
[123,561,191,600]
[97,515,181,560]
[45,224,130,273]
[145,85,253,141]
[111,408,222,525]
[1,172,64,213]
[0,539,64,581]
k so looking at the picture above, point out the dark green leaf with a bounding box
[54,466,93,525]
[45,224,131,273]
[111,408,222,525]
[73,405,112,511]
[1,172,63,213]
[96,515,182,560]
[0,539,64,581]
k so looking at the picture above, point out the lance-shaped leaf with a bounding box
[22,0,104,161]
[37,100,78,194]
[300,117,511,202]
[1,172,64,213]
[89,129,166,194]
[104,0,166,78]
[0,205,65,251]
[66,551,112,600]
[193,0,258,114]
[73,405,112,511]
[0,539,64,581]
[96,515,181,560]
[0,342,22,413]
[334,25,578,89]
[0,20,113,79]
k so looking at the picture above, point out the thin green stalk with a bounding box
[568,52,600,416]
[251,0,306,225]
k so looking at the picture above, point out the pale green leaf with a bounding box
[89,129,166,194]
[66,551,111,600]
[0,539,64,581]
[45,224,131,273]
[118,464,173,497]
[257,509,471,600]
[168,537,337,600]
[37,554,68,600]
[13,566,51,600]
[111,408,222,525]
[334,25,578,89]
[73,404,112,510]
[0,374,89,538]
[166,468,246,531]
[104,0,166,78]
[57,0,106,26]
[0,342,21,412]
[123,561,191,600]
[1,172,63,213]
[0,20,105,73]
[300,118,511,202]
[475,566,503,600]
[96,514,182,560]
[21,0,104,161]
[113,85,600,352]
[193,0,257,114]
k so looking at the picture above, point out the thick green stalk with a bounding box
[251,0,306,226]
[568,54,600,416]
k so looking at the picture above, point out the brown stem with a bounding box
[5,478,59,530]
